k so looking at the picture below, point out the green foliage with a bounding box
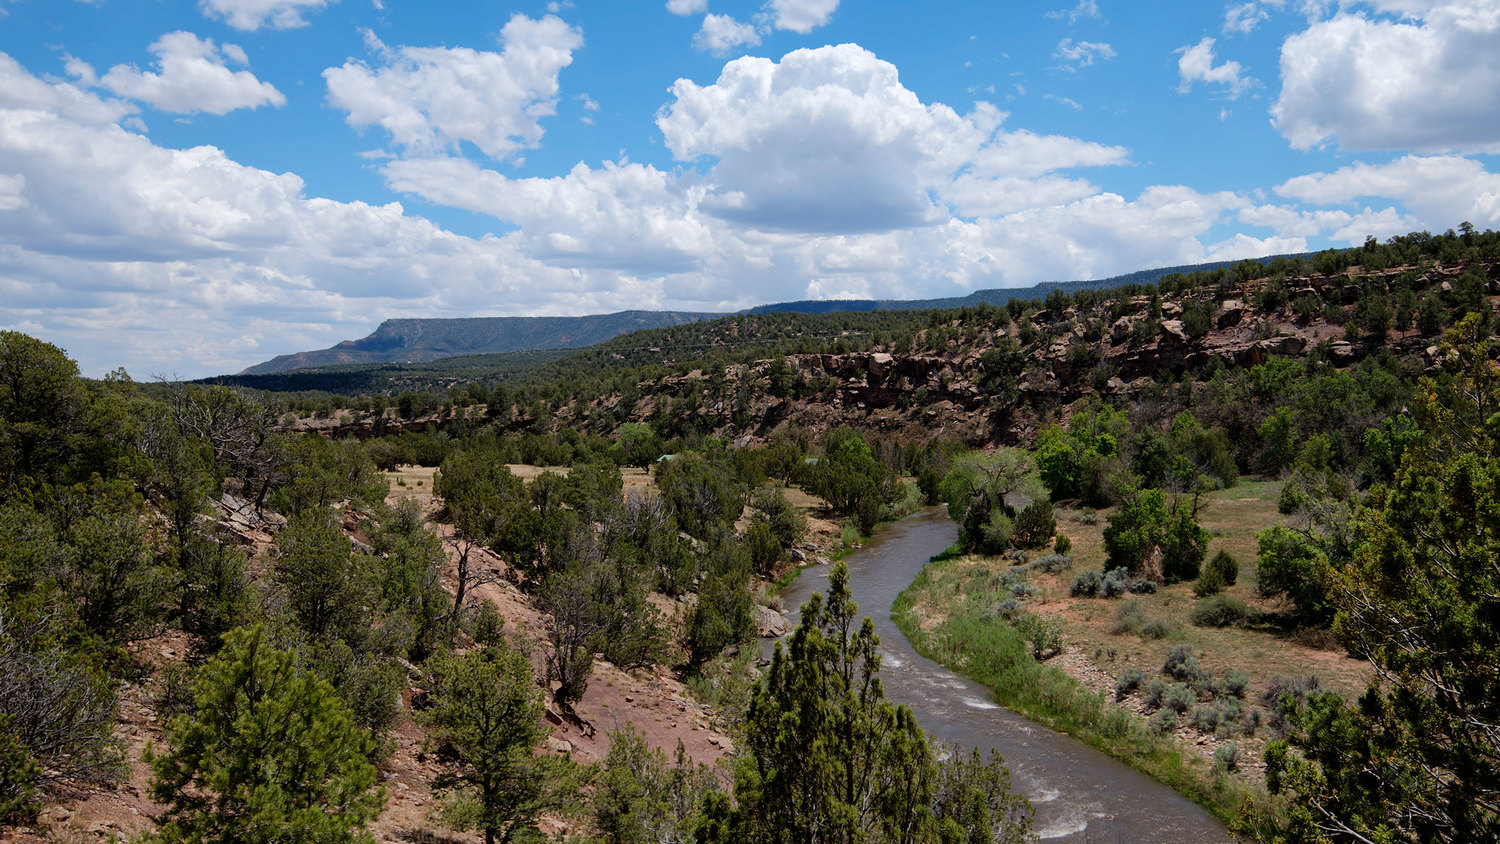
[0,713,40,824]
[655,452,745,541]
[1194,550,1238,597]
[274,511,373,642]
[1258,407,1299,476]
[1102,487,1208,583]
[939,449,1042,555]
[1190,595,1252,628]
[686,538,753,666]
[145,625,384,843]
[1269,315,1500,842]
[720,561,1032,842]
[749,485,808,556]
[616,423,664,469]
[0,331,88,488]
[594,726,717,844]
[805,427,900,533]
[268,434,386,516]
[1254,526,1329,620]
[420,643,583,844]
[1033,404,1127,505]
[1011,498,1056,549]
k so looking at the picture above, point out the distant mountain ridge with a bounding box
[240,311,716,375]
[241,257,1288,375]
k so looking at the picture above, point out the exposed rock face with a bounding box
[276,258,1497,449]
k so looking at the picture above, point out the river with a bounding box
[772,507,1235,843]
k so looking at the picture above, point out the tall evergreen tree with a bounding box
[144,625,384,843]
[421,643,583,844]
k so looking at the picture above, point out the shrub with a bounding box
[1163,683,1195,714]
[1034,553,1073,574]
[1193,564,1226,597]
[1205,549,1239,587]
[1013,499,1056,549]
[1240,709,1264,737]
[1222,670,1249,699]
[1141,620,1174,639]
[1100,567,1132,598]
[1053,534,1072,555]
[1142,679,1169,711]
[1163,645,1195,677]
[1076,509,1101,526]
[1111,601,1146,635]
[1127,577,1157,594]
[1188,704,1222,733]
[1114,667,1146,701]
[1070,570,1102,597]
[1214,742,1242,773]
[1150,707,1178,735]
[1190,594,1253,628]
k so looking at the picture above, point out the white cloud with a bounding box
[666,0,707,14]
[1238,203,1355,237]
[1276,154,1500,230]
[324,15,582,161]
[1046,1,1101,24]
[659,45,986,233]
[764,0,840,33]
[0,174,25,211]
[1206,232,1309,260]
[1176,37,1255,97]
[1045,94,1082,110]
[198,0,335,31]
[0,52,648,377]
[693,14,763,55]
[1223,2,1270,34]
[99,32,285,115]
[1053,38,1115,70]
[1272,3,1500,152]
[0,53,134,125]
[382,156,715,274]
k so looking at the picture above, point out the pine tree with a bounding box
[1267,315,1500,841]
[144,625,384,843]
[420,643,584,844]
[723,561,1031,843]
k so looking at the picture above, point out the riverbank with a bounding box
[892,548,1282,836]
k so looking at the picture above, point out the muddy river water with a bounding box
[772,508,1235,842]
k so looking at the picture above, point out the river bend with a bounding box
[772,508,1235,843]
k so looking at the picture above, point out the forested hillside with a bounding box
[3,226,1500,842]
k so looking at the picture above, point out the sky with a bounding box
[1,1,1499,378]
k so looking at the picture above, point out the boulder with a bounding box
[757,605,791,638]
[1216,300,1247,328]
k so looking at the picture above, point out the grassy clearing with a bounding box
[1041,479,1367,707]
[893,555,1282,835]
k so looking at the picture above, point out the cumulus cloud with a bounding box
[1272,2,1500,152]
[1238,203,1355,237]
[99,32,284,115]
[383,156,715,274]
[324,15,582,160]
[0,53,134,125]
[658,45,983,233]
[1176,37,1255,97]
[764,0,840,33]
[0,52,650,377]
[1277,154,1500,230]
[666,0,707,14]
[1053,38,1115,70]
[693,15,762,56]
[198,0,335,31]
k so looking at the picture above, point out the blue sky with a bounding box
[1,0,1498,377]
